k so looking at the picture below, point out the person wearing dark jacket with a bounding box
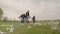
[19,14,26,23]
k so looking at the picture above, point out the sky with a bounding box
[0,0,60,21]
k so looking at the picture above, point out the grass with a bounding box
[0,21,60,34]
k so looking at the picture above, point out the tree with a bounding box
[0,8,3,21]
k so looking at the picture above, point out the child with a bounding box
[32,16,35,23]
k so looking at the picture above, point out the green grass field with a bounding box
[0,21,60,34]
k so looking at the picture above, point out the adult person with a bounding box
[25,10,30,23]
[19,14,26,23]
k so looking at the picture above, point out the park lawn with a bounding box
[0,21,60,34]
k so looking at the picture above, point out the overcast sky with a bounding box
[0,0,60,20]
